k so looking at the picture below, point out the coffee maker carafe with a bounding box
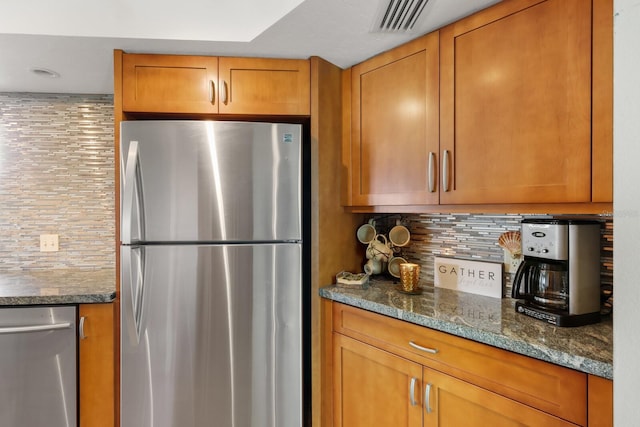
[511,219,601,326]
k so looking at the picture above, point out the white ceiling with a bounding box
[0,0,500,95]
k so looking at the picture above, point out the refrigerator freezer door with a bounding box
[120,121,302,244]
[121,243,302,427]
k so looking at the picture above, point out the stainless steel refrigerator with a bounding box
[120,120,305,427]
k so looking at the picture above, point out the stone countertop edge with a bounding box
[320,281,613,380]
[0,269,116,305]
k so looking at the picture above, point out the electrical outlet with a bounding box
[503,251,522,274]
[40,234,59,252]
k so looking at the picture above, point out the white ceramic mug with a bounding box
[356,222,377,244]
[389,225,411,247]
[366,234,393,261]
[387,256,408,278]
[364,258,384,275]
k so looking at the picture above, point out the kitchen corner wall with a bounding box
[0,92,115,271]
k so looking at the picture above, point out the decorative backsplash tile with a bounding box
[367,213,613,309]
[0,93,115,271]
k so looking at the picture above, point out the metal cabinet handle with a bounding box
[409,341,439,354]
[221,80,228,105]
[0,322,71,335]
[424,383,433,414]
[209,80,215,104]
[442,150,450,192]
[79,316,86,339]
[428,152,436,193]
[409,377,418,406]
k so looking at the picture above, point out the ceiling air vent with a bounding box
[374,0,431,33]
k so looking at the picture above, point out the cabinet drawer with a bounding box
[333,302,587,425]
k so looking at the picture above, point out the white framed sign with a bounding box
[434,257,503,298]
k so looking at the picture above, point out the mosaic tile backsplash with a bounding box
[0,93,115,271]
[367,214,613,311]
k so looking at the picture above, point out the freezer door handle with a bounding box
[122,245,146,343]
[122,140,145,244]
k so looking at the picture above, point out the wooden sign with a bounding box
[434,257,503,298]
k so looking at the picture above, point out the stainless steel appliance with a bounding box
[0,306,76,427]
[120,121,305,427]
[512,219,601,326]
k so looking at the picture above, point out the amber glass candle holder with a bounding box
[399,263,420,292]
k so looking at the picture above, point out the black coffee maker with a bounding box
[511,219,601,327]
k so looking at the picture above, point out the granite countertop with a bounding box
[320,279,613,380]
[0,269,116,305]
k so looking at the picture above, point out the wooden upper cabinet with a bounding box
[122,54,219,114]
[343,0,612,209]
[591,0,614,202]
[121,53,310,115]
[439,0,602,204]
[218,57,310,115]
[349,33,439,206]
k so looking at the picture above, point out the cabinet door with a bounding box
[79,303,115,427]
[591,0,613,202]
[218,57,310,115]
[423,367,578,427]
[122,53,219,113]
[588,375,613,427]
[333,333,422,427]
[349,33,439,206]
[440,0,592,204]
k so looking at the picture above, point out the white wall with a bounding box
[613,0,640,424]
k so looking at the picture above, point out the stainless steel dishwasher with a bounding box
[0,306,77,427]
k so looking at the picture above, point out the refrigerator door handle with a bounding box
[122,245,146,344]
[122,140,145,244]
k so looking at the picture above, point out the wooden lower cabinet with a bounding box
[334,333,578,427]
[79,303,115,427]
[333,334,423,427]
[423,367,576,427]
[331,302,599,427]
[588,375,613,427]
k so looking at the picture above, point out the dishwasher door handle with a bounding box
[0,322,72,335]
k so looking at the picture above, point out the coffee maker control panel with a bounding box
[521,222,569,261]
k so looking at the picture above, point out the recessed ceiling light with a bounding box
[30,67,60,78]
